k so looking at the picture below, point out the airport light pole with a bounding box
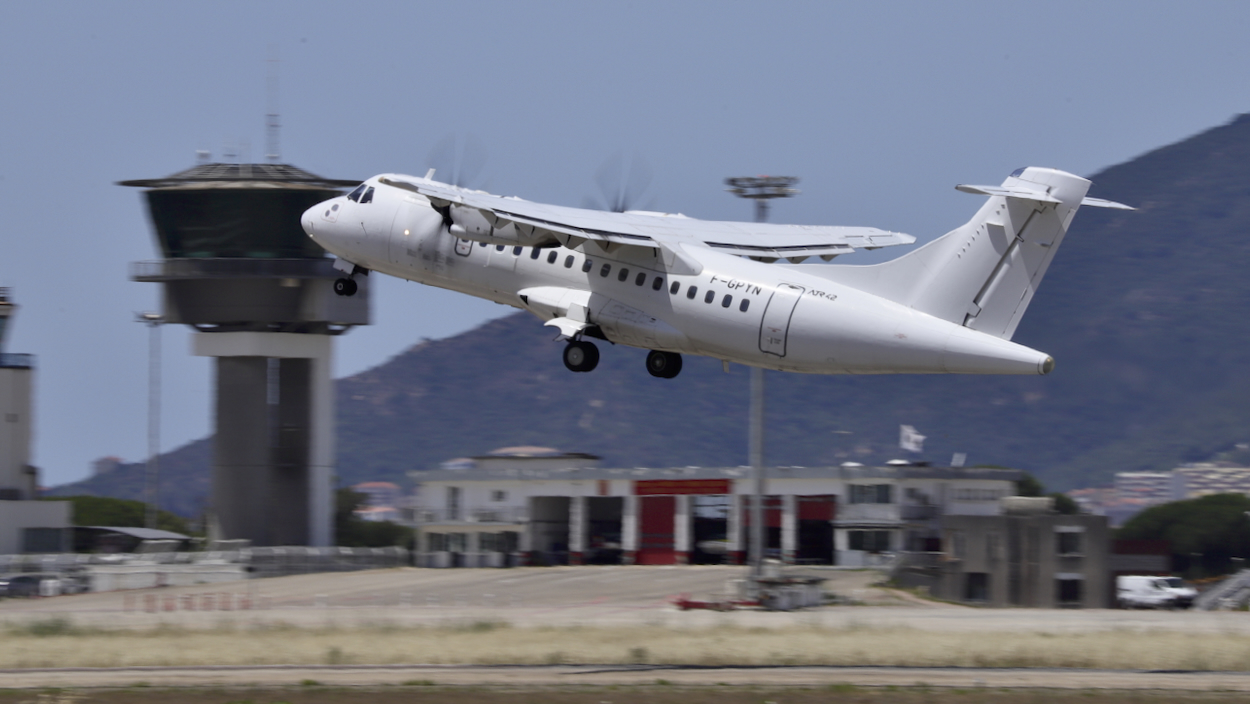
[725,176,799,584]
[136,312,164,530]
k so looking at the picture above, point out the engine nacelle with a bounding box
[448,204,558,247]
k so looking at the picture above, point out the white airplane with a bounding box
[301,167,1131,379]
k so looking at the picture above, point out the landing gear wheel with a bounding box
[646,350,683,379]
[333,277,358,296]
[563,341,600,373]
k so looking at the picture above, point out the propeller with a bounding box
[583,152,654,213]
[427,133,488,189]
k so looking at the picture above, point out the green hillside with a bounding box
[52,114,1250,513]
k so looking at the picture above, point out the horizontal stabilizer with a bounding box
[1079,196,1135,210]
[955,183,1061,204]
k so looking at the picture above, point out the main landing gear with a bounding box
[563,340,600,373]
[333,277,358,296]
[646,350,683,379]
[561,341,683,379]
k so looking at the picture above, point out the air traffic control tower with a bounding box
[123,162,369,546]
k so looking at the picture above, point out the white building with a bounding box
[409,447,1021,568]
[0,289,70,554]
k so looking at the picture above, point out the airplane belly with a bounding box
[595,299,688,351]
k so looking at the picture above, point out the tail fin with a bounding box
[818,167,1129,340]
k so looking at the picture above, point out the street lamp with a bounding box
[136,312,163,530]
[724,175,800,585]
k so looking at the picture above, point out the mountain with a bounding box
[51,114,1250,513]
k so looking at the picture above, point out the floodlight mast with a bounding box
[724,175,800,586]
[136,312,164,530]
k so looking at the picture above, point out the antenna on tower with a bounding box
[266,45,281,163]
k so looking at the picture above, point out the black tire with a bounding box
[563,341,600,372]
[646,350,683,379]
[333,278,356,296]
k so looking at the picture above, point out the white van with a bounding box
[1116,575,1196,609]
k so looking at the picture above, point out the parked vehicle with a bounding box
[1117,575,1197,609]
[0,574,45,598]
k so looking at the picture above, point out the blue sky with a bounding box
[3,1,1249,486]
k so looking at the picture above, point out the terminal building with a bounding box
[409,446,1022,568]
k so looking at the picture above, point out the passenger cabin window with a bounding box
[564,255,575,268]
[547,251,558,264]
[704,290,715,304]
[600,263,611,277]
[513,246,523,256]
[670,281,681,295]
[530,248,541,260]
[618,267,630,282]
[496,245,505,252]
[687,285,698,300]
[346,184,367,202]
[722,294,733,308]
[635,272,646,286]
[582,259,593,273]
[739,298,750,312]
[359,187,375,204]
[653,276,664,291]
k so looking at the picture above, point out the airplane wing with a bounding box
[379,174,914,261]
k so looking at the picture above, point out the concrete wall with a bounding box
[0,367,33,499]
[0,500,70,554]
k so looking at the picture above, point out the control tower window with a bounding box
[360,187,375,204]
[346,184,367,202]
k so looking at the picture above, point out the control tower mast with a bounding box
[123,162,369,546]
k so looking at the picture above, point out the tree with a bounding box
[1117,493,1250,577]
[334,488,414,548]
[53,495,193,535]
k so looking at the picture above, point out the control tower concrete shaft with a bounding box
[124,162,369,546]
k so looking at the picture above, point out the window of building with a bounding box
[687,285,698,300]
[950,530,966,559]
[1056,577,1083,606]
[849,484,894,504]
[670,281,681,295]
[21,528,62,553]
[722,294,733,308]
[740,298,750,312]
[582,259,594,273]
[427,532,448,552]
[600,263,612,277]
[704,290,715,304]
[565,255,575,268]
[635,272,647,286]
[491,490,507,502]
[448,532,468,553]
[653,276,664,291]
[618,267,630,282]
[548,251,559,264]
[446,486,461,521]
[1056,529,1083,556]
[848,530,891,552]
[964,572,990,602]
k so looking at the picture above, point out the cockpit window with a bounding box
[360,187,375,204]
[346,184,367,202]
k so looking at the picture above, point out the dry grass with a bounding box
[2,617,1248,671]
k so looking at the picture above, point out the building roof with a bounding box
[118,162,360,189]
[412,464,1022,483]
[77,526,191,540]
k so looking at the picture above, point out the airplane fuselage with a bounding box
[304,176,1055,377]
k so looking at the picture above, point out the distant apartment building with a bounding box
[1072,464,1250,526]
[1172,464,1250,498]
[408,446,1022,568]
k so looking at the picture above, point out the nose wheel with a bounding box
[646,350,682,379]
[333,277,358,297]
[563,340,600,373]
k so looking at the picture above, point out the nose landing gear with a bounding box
[646,350,683,379]
[563,340,600,373]
[333,277,358,297]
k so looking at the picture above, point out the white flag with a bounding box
[899,425,926,453]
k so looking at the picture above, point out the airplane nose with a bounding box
[302,205,317,238]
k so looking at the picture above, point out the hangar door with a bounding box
[637,496,676,565]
